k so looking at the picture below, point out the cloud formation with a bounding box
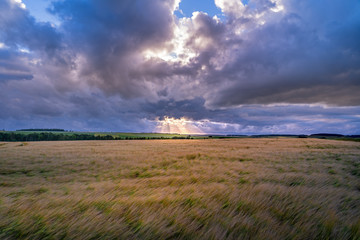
[0,0,359,133]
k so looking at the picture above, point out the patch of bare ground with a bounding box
[0,138,359,239]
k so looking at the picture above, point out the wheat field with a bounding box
[0,138,359,239]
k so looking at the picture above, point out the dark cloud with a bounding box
[48,0,179,98]
[0,0,359,133]
[0,0,62,55]
[196,0,360,107]
[0,73,33,81]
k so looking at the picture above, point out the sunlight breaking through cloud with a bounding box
[155,117,203,134]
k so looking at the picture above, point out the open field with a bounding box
[0,138,359,239]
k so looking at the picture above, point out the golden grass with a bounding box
[0,138,359,239]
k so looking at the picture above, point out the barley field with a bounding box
[0,138,359,239]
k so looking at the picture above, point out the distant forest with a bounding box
[16,128,66,132]
[0,130,359,142]
[0,132,192,142]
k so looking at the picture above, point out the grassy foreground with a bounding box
[0,139,359,239]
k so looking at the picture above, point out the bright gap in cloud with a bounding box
[155,117,204,134]
[143,18,197,64]
[154,117,245,135]
[11,0,26,9]
[22,0,59,25]
[175,0,222,18]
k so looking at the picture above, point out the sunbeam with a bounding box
[155,117,203,134]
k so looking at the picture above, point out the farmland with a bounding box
[0,138,359,239]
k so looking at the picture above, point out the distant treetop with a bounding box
[310,133,344,137]
[16,129,65,132]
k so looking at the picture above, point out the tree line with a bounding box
[0,132,192,142]
[16,128,66,132]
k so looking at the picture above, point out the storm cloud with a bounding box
[0,0,359,133]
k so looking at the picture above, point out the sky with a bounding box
[1,0,360,134]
